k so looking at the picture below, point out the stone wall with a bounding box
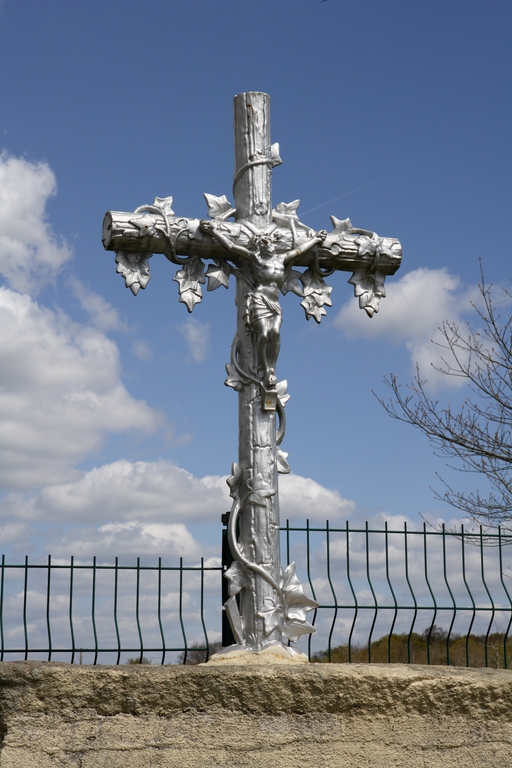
[0,660,510,767]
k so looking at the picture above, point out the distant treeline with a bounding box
[156,628,512,667]
[311,626,512,668]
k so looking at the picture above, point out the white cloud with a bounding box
[338,268,462,341]
[132,340,152,360]
[279,473,355,521]
[48,521,209,563]
[179,318,211,362]
[0,462,356,558]
[0,287,163,489]
[336,268,477,387]
[70,277,125,332]
[15,459,227,524]
[0,152,72,293]
[201,471,355,522]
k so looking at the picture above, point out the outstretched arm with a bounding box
[283,230,328,264]
[199,220,252,260]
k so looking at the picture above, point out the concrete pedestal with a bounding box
[0,660,510,767]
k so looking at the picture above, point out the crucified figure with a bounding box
[200,220,327,388]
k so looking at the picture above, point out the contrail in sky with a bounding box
[301,152,441,216]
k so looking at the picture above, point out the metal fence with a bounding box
[0,522,510,667]
[282,522,512,668]
[0,556,221,665]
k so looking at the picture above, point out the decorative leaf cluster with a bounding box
[348,269,386,318]
[173,258,206,312]
[258,562,318,642]
[299,268,333,323]
[224,559,317,643]
[115,251,152,296]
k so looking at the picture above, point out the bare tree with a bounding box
[378,269,512,532]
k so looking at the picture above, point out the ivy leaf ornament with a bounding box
[272,200,301,231]
[206,261,230,291]
[329,215,353,235]
[129,214,158,238]
[257,562,318,641]
[277,449,291,474]
[224,363,243,392]
[226,463,242,499]
[153,196,175,215]
[178,288,202,312]
[173,259,205,312]
[224,561,251,596]
[276,380,290,408]
[281,562,318,621]
[281,269,304,297]
[274,200,300,216]
[282,617,317,643]
[173,259,205,292]
[246,474,275,507]
[259,597,284,636]
[300,268,328,297]
[355,235,377,257]
[300,297,328,324]
[204,193,235,220]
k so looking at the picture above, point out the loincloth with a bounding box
[245,292,282,326]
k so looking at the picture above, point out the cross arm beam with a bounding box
[102,208,401,275]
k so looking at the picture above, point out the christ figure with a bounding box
[200,220,327,388]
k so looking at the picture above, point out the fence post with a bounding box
[221,512,236,648]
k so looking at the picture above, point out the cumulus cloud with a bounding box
[47,521,209,563]
[14,459,227,524]
[201,471,355,522]
[8,461,353,526]
[336,268,477,387]
[0,461,356,557]
[279,473,355,521]
[0,152,72,292]
[0,287,163,489]
[179,318,211,362]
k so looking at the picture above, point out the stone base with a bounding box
[207,643,309,663]
[0,661,510,767]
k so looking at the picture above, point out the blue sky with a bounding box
[0,0,511,567]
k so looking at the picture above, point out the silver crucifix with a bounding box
[102,92,402,660]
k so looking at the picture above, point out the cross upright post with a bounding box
[102,91,402,659]
[231,92,287,652]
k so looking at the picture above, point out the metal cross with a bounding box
[102,92,402,660]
